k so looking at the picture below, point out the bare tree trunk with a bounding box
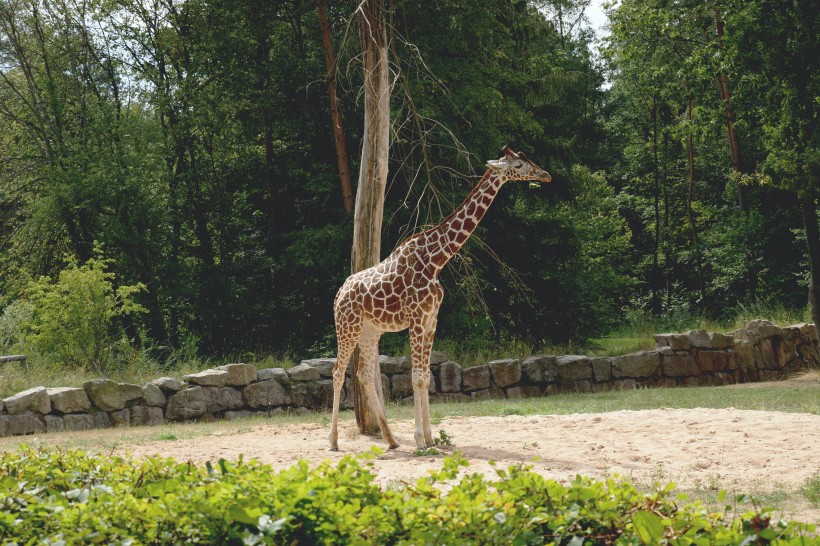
[684,82,705,306]
[317,0,353,214]
[350,0,390,434]
[713,8,748,214]
[801,193,820,341]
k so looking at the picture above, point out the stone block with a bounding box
[521,355,558,383]
[653,333,690,350]
[662,354,699,377]
[184,369,228,388]
[794,323,818,342]
[390,373,412,398]
[203,387,244,413]
[756,339,776,369]
[379,355,411,374]
[141,384,167,407]
[291,380,333,409]
[775,337,797,368]
[430,351,449,366]
[688,330,711,348]
[243,379,291,409]
[83,380,143,412]
[429,392,470,403]
[130,405,164,426]
[111,409,130,426]
[45,415,64,432]
[438,361,462,393]
[151,377,184,393]
[694,350,729,373]
[734,320,784,343]
[732,340,755,369]
[166,387,208,420]
[591,357,612,382]
[218,363,258,386]
[63,413,96,431]
[611,351,660,379]
[709,332,734,350]
[47,387,91,414]
[0,412,45,435]
[462,365,490,392]
[300,359,335,378]
[489,359,521,388]
[556,355,592,382]
[287,363,321,382]
[257,368,289,382]
[505,385,543,399]
[469,389,495,401]
[4,387,51,415]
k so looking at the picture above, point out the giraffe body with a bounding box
[329,147,551,450]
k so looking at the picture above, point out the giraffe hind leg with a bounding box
[329,315,361,451]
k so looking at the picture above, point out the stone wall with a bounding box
[1,320,817,437]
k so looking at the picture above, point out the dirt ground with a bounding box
[118,407,820,523]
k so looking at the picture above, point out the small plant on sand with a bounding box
[434,429,453,446]
[803,472,820,506]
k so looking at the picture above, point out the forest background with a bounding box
[0,0,817,375]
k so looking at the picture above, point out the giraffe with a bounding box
[329,146,552,451]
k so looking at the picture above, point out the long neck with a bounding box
[428,169,507,269]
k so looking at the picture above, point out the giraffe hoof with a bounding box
[388,442,399,450]
[329,447,339,452]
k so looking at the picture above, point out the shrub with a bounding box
[0,447,814,545]
[21,246,145,373]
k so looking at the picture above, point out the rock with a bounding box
[257,368,289,382]
[688,330,711,348]
[438,361,462,393]
[429,392,470,403]
[732,340,755,369]
[521,355,558,383]
[573,380,593,393]
[390,374,412,398]
[709,332,734,350]
[166,387,208,420]
[488,359,521,388]
[756,338,776,369]
[430,351,449,366]
[556,355,592,382]
[300,359,335,378]
[46,387,91,414]
[45,415,64,433]
[111,409,130,426]
[224,410,265,421]
[379,355,411,374]
[3,387,51,415]
[653,333,690,350]
[505,385,543,399]
[591,358,612,382]
[130,406,164,426]
[694,350,729,373]
[794,323,818,342]
[184,369,228,388]
[661,354,699,377]
[243,379,291,408]
[151,377,184,393]
[291,380,333,409]
[217,363,258,386]
[63,413,97,431]
[287,363,321,382]
[83,380,143,412]
[734,320,785,343]
[462,365,490,392]
[141,384,167,407]
[203,387,244,413]
[611,351,660,379]
[0,412,45,435]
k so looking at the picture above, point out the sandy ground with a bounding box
[118,407,820,523]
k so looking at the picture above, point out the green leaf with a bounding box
[633,510,664,545]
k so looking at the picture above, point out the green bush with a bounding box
[21,246,146,373]
[0,447,814,545]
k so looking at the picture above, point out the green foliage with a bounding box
[20,247,146,373]
[0,447,814,545]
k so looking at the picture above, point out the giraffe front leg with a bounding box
[420,324,437,447]
[409,323,430,450]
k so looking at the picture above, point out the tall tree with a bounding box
[349,0,391,434]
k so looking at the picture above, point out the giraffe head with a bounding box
[486,145,552,183]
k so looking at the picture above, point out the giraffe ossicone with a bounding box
[329,146,552,451]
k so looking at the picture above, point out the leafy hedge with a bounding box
[0,447,815,545]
